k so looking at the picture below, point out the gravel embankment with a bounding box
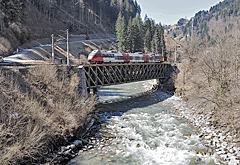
[165,95,240,164]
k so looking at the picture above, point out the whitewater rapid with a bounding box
[69,80,222,165]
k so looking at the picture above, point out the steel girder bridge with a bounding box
[80,63,170,89]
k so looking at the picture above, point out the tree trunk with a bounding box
[0,11,2,34]
[100,7,102,26]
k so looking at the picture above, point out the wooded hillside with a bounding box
[166,0,240,43]
[0,0,140,56]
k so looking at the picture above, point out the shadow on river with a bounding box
[96,89,173,114]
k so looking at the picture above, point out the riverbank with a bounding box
[165,95,240,164]
[172,60,240,164]
[66,77,240,165]
[0,65,97,165]
[173,34,240,163]
[68,82,227,165]
[67,80,228,164]
[150,76,240,164]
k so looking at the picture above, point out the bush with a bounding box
[0,65,96,164]
[179,32,240,130]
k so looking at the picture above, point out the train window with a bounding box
[155,56,163,59]
[102,54,114,57]
[135,57,140,60]
[94,53,102,58]
[116,56,126,60]
[128,56,133,60]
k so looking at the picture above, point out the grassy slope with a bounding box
[0,2,116,57]
[0,65,97,164]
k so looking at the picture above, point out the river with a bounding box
[68,80,221,165]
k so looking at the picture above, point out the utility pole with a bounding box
[175,46,177,63]
[191,18,194,42]
[0,10,2,35]
[67,29,70,68]
[51,34,54,64]
[100,7,102,26]
[162,47,164,61]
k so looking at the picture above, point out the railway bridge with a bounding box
[78,63,171,95]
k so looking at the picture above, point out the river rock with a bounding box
[199,151,206,155]
[105,154,111,158]
[194,157,201,161]
[102,147,108,151]
[110,151,116,155]
[101,123,107,128]
[73,140,83,148]
[82,139,88,144]
[106,159,116,162]
[97,156,105,160]
[65,149,73,154]
[103,134,116,138]
[88,145,94,149]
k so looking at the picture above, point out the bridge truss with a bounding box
[82,63,170,88]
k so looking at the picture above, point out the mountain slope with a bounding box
[166,0,240,42]
[0,0,140,56]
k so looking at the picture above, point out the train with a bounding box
[87,50,164,64]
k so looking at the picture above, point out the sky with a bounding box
[136,0,223,25]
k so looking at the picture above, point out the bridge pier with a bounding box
[156,78,165,84]
[88,88,98,95]
[77,65,98,99]
[152,78,165,89]
[155,65,179,92]
[77,65,88,102]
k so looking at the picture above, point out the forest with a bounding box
[168,0,240,42]
[0,0,165,55]
[182,0,240,40]
[116,14,165,54]
[0,0,141,33]
[0,0,142,55]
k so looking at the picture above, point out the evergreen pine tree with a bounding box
[131,15,143,52]
[158,24,165,53]
[144,29,151,53]
[151,38,155,54]
[150,20,156,38]
[126,17,133,52]
[114,2,165,54]
[116,12,127,52]
[143,15,152,53]
[130,17,138,52]
[144,15,151,31]
[151,28,161,54]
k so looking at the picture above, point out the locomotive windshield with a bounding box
[88,50,98,60]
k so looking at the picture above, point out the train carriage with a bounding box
[88,50,164,64]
